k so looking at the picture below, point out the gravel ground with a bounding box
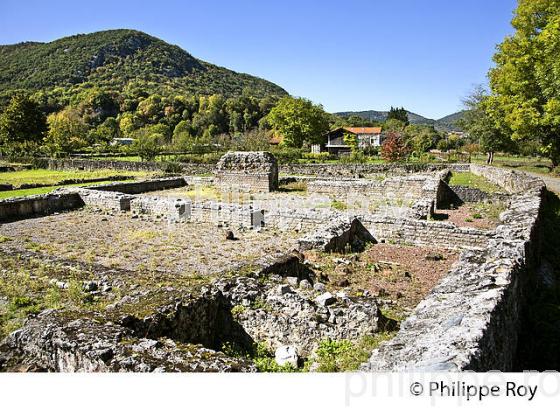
[0,209,300,277]
[306,244,459,312]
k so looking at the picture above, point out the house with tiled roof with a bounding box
[323,126,383,155]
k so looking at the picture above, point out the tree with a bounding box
[488,0,560,166]
[387,107,409,125]
[44,108,88,156]
[381,132,410,162]
[132,128,163,161]
[87,117,120,145]
[343,132,359,153]
[404,124,441,155]
[383,118,407,132]
[459,86,510,164]
[0,94,47,154]
[266,97,330,148]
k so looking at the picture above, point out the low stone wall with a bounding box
[361,169,545,371]
[0,193,84,222]
[190,202,264,229]
[68,188,134,212]
[88,177,187,194]
[131,196,263,229]
[47,158,213,175]
[360,214,492,250]
[308,174,442,202]
[280,162,470,177]
[46,158,471,178]
[470,164,542,194]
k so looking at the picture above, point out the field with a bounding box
[0,169,157,199]
[0,169,154,187]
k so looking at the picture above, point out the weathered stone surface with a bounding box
[275,345,298,367]
[215,276,391,356]
[215,151,279,192]
[0,310,255,372]
[0,192,84,222]
[298,218,376,253]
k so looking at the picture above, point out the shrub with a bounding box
[302,152,333,161]
[381,132,410,162]
[270,147,304,163]
[161,161,183,174]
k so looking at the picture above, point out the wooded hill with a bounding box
[0,29,288,99]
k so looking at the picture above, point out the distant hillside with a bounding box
[0,29,287,98]
[334,109,466,132]
[435,110,467,132]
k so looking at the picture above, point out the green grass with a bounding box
[0,255,103,339]
[0,169,153,188]
[0,180,132,200]
[448,172,502,193]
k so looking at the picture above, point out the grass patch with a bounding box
[449,172,502,193]
[278,180,307,193]
[331,199,348,211]
[178,186,222,201]
[470,201,508,222]
[0,169,153,188]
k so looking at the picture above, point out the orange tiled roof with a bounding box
[343,127,382,134]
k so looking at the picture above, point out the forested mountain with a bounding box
[0,29,287,99]
[334,109,466,131]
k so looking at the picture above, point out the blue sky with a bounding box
[0,0,517,119]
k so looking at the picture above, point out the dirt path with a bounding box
[525,171,560,194]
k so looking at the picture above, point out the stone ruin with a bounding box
[214,151,279,192]
[0,155,550,372]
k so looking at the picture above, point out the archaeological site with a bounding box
[0,152,548,372]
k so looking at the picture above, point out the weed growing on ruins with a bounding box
[0,235,11,243]
[308,333,396,372]
[0,254,105,339]
[278,180,307,193]
[471,201,507,221]
[331,199,348,211]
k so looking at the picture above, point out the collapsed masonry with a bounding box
[0,154,547,372]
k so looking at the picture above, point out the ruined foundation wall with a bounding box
[307,175,439,199]
[360,214,493,250]
[47,158,213,175]
[362,166,545,371]
[0,193,84,222]
[130,196,263,229]
[281,162,470,177]
[88,178,187,194]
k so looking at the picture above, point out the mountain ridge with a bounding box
[0,29,288,98]
[334,109,465,131]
